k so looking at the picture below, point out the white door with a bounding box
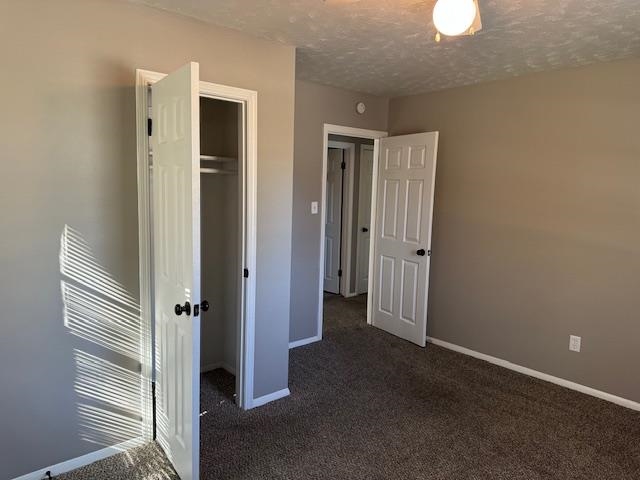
[356,145,374,294]
[151,62,201,480]
[370,132,439,346]
[324,148,344,294]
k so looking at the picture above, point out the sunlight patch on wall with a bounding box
[60,225,152,450]
[62,281,142,360]
[60,225,140,311]
[77,404,145,448]
[74,350,143,414]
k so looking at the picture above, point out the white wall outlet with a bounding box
[569,335,581,352]
[311,201,319,215]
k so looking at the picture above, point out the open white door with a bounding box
[356,145,374,294]
[370,132,438,346]
[151,62,200,480]
[324,148,344,294]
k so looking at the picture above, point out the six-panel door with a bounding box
[151,62,201,480]
[371,132,439,346]
[324,148,344,294]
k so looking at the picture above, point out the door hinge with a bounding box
[338,269,343,277]
[243,268,249,278]
[151,380,157,440]
[341,161,346,170]
[147,118,152,136]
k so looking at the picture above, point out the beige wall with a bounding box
[388,59,640,402]
[290,81,388,342]
[0,1,295,477]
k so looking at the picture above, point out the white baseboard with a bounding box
[427,336,640,412]
[12,437,144,480]
[201,362,236,376]
[289,335,321,349]
[251,388,290,408]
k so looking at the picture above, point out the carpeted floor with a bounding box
[60,294,640,479]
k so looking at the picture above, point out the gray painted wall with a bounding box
[388,59,640,403]
[0,1,294,478]
[290,81,389,343]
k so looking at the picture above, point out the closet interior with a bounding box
[199,96,242,403]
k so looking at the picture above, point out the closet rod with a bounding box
[150,152,237,162]
[200,167,237,175]
[148,165,236,175]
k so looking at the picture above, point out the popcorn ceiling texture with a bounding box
[132,0,640,96]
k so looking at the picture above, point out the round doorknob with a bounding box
[174,301,191,316]
[200,300,210,312]
[416,249,426,256]
[362,227,369,233]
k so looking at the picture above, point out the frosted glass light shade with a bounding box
[433,0,477,36]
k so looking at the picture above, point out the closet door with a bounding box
[356,144,374,294]
[151,62,201,480]
[324,148,343,294]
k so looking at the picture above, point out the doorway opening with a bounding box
[199,97,242,404]
[323,137,376,298]
[317,125,387,341]
[145,88,253,410]
[136,65,259,480]
[323,140,351,297]
[316,125,440,350]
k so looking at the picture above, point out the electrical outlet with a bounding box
[311,201,318,214]
[569,335,581,352]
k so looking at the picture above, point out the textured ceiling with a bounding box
[131,0,640,96]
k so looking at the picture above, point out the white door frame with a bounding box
[135,69,258,420]
[355,143,375,295]
[326,140,356,297]
[317,124,387,340]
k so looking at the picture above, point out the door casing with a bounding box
[325,140,356,297]
[135,69,259,442]
[311,125,387,346]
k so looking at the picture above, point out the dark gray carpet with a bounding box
[56,441,177,480]
[61,294,640,479]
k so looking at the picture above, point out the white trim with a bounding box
[355,143,375,295]
[240,85,258,412]
[366,139,381,326]
[324,124,388,139]
[289,335,322,349]
[327,140,356,297]
[427,337,640,412]
[134,69,158,442]
[135,69,258,417]
[251,388,291,408]
[420,133,440,346]
[319,125,388,341]
[11,437,144,480]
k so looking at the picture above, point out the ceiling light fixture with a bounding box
[433,0,482,42]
